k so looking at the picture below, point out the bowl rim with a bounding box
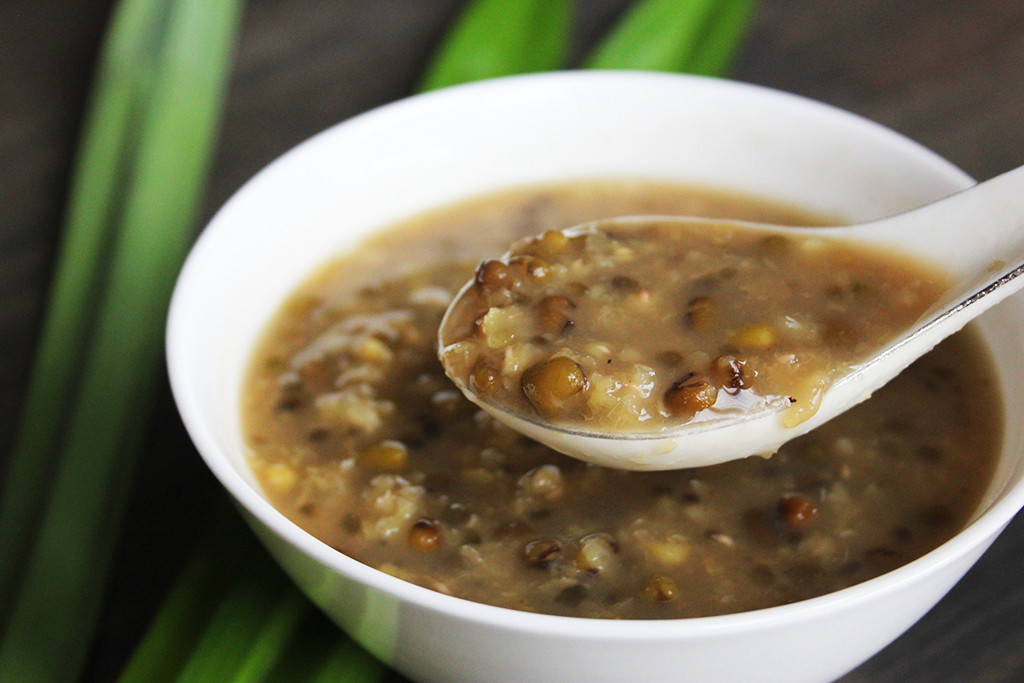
[168,69,1024,639]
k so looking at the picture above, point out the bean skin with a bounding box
[611,275,643,294]
[537,295,575,335]
[470,357,502,395]
[686,296,718,331]
[533,229,570,259]
[664,374,719,418]
[475,259,519,291]
[409,518,445,552]
[712,354,749,394]
[521,356,589,415]
[523,538,563,569]
[778,494,818,528]
[643,574,679,602]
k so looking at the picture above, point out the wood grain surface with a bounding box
[2,1,1023,680]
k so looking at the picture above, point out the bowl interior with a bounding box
[168,71,1024,628]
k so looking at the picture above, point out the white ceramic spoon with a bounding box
[440,164,1024,470]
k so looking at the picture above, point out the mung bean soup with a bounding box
[242,181,1000,619]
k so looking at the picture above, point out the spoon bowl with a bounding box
[442,164,1024,470]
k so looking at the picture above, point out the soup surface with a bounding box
[439,217,947,432]
[243,181,1000,619]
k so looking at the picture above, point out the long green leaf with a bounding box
[117,503,376,682]
[258,610,377,682]
[117,510,258,683]
[0,0,170,618]
[417,0,572,92]
[228,589,311,682]
[170,559,287,682]
[169,553,383,683]
[121,515,385,683]
[584,0,722,72]
[0,0,243,678]
[684,0,757,76]
[310,640,387,683]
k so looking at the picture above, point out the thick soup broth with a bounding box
[242,181,1000,619]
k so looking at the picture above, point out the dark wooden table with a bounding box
[3,1,1023,680]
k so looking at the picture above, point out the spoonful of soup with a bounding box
[438,164,1024,470]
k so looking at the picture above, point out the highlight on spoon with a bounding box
[437,216,951,469]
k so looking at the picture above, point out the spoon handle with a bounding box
[849,164,1024,282]
[844,164,1024,391]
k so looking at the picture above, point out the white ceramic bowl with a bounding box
[167,71,1024,683]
